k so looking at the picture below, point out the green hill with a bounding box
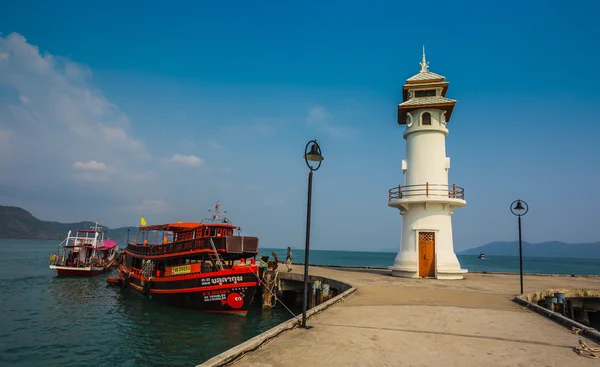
[0,205,135,244]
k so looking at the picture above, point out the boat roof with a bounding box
[75,229,103,233]
[139,222,238,232]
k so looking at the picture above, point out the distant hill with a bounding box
[460,241,600,259]
[0,205,135,243]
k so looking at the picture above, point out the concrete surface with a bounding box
[231,266,600,367]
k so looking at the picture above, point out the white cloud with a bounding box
[0,33,146,156]
[168,154,205,167]
[0,32,266,226]
[72,161,116,182]
[305,105,358,139]
[72,160,111,171]
[0,32,154,211]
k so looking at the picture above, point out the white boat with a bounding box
[49,220,118,276]
[478,252,485,260]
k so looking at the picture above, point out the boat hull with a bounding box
[50,258,116,277]
[117,266,259,315]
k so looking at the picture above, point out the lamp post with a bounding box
[510,199,529,294]
[302,139,324,328]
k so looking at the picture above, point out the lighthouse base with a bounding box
[388,250,468,280]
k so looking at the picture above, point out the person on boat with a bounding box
[163,235,168,244]
[285,247,293,272]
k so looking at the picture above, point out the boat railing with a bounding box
[50,238,69,265]
[125,236,260,257]
[126,237,227,256]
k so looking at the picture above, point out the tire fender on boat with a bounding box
[142,280,151,296]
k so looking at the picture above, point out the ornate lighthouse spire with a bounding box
[420,45,429,73]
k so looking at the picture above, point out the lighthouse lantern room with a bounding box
[388,48,467,280]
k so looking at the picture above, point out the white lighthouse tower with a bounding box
[388,48,467,280]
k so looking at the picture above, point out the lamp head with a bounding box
[513,200,525,212]
[304,143,324,162]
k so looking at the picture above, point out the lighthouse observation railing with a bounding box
[388,183,465,200]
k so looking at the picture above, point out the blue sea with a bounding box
[1,240,599,367]
[263,247,600,276]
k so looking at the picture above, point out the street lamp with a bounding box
[510,199,529,294]
[302,139,324,328]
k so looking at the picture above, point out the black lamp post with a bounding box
[510,199,529,294]
[302,139,324,328]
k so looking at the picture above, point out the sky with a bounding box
[1,0,599,252]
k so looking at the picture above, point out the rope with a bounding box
[249,265,300,322]
[574,339,600,359]
[572,327,600,359]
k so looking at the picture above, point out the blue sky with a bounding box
[1,0,599,251]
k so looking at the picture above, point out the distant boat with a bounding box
[49,220,118,276]
[478,252,486,260]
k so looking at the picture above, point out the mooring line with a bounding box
[249,265,301,322]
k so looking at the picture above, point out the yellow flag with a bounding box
[140,217,147,226]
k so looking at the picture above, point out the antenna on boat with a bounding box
[206,200,230,224]
[90,218,100,231]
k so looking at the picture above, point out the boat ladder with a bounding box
[209,238,225,271]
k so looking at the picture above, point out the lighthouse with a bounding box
[388,48,467,280]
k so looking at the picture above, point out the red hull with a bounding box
[53,258,116,277]
[117,265,259,315]
[57,268,106,277]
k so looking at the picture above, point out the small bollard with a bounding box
[554,293,566,315]
[544,296,558,311]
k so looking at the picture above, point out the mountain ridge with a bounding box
[0,205,135,243]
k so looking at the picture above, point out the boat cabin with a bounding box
[50,225,117,268]
[124,222,259,278]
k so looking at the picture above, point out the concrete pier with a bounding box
[220,266,600,367]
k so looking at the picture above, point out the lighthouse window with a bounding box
[415,89,436,97]
[421,112,432,125]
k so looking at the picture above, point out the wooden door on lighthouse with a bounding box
[418,232,435,277]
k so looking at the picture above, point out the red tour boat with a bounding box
[114,202,260,316]
[49,221,118,276]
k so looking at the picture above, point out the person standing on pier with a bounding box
[285,247,293,272]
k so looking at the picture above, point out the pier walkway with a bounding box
[232,266,600,367]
